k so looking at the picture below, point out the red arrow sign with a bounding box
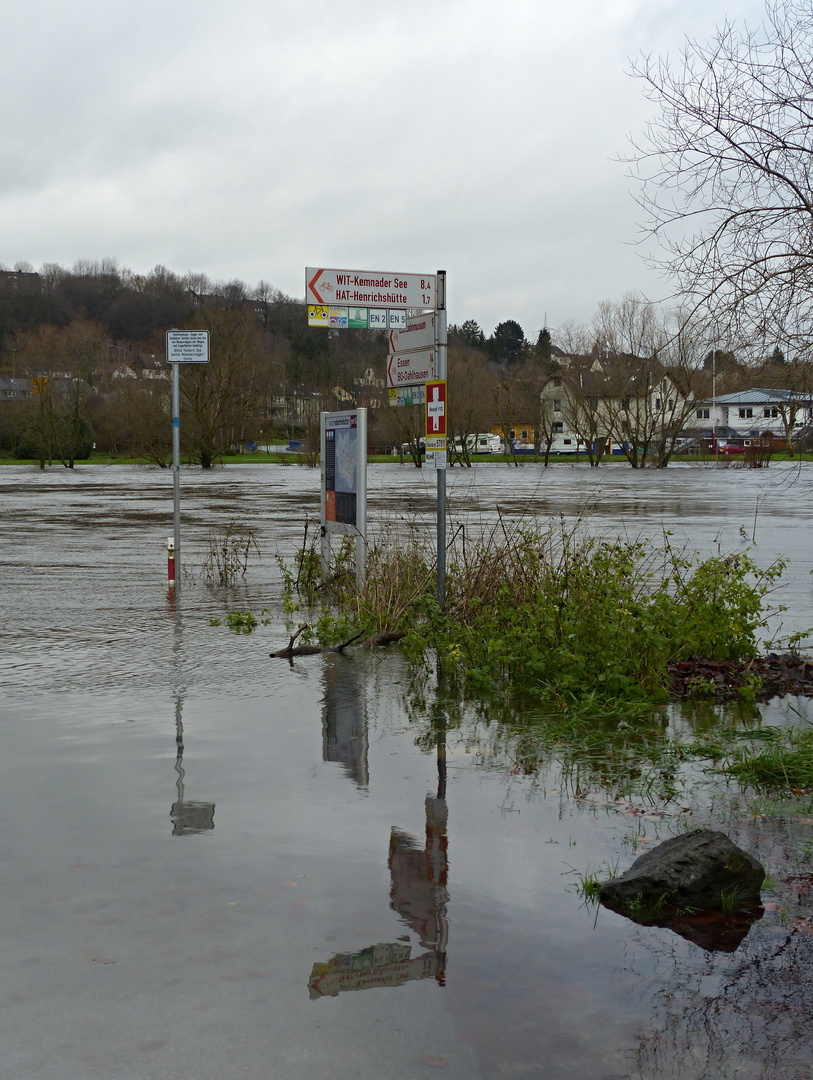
[307,268,326,304]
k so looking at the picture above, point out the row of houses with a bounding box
[497,358,813,459]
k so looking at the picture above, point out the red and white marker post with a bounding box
[167,537,176,588]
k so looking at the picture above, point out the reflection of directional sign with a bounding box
[166,330,210,363]
[307,267,436,310]
[387,348,436,388]
[426,380,447,436]
[308,944,441,999]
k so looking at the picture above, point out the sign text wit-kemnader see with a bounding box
[307,268,436,311]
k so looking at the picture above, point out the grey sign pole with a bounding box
[166,330,210,590]
[172,360,181,583]
[435,271,447,608]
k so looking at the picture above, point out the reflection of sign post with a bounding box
[169,690,215,836]
[166,330,210,589]
[321,409,367,588]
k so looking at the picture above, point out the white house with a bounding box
[695,388,813,439]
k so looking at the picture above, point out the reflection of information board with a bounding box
[321,409,367,586]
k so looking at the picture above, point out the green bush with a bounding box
[283,519,786,709]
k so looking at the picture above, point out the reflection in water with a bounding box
[170,691,216,835]
[602,898,763,952]
[309,701,449,998]
[631,920,813,1080]
[388,798,449,961]
[168,602,215,835]
[308,942,441,998]
[321,656,369,787]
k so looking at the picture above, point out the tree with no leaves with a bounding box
[628,1,813,354]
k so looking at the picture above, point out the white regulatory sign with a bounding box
[167,330,210,363]
[307,267,436,311]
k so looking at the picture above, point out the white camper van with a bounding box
[547,435,588,455]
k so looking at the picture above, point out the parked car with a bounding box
[717,443,745,454]
[401,438,425,453]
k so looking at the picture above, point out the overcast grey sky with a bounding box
[1,0,766,339]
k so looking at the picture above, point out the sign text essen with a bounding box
[387,347,436,388]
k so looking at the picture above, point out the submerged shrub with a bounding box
[285,518,787,708]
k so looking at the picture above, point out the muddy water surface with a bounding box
[1,462,812,1080]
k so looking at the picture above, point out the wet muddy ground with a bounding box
[1,462,812,1079]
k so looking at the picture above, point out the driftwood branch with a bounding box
[270,627,405,660]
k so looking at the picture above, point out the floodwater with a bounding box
[1,461,812,1080]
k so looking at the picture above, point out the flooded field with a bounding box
[1,461,812,1080]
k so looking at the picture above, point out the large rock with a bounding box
[599,828,765,912]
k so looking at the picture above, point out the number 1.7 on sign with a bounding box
[306,268,436,311]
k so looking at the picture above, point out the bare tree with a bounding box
[628,0,813,355]
[757,350,813,453]
[447,344,494,466]
[179,308,269,468]
[491,369,536,466]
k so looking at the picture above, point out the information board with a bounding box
[166,330,210,363]
[321,409,367,586]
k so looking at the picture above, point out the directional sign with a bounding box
[166,330,210,363]
[387,347,436,389]
[389,312,435,354]
[307,267,436,310]
[426,380,447,436]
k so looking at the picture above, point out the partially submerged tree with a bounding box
[628,0,813,355]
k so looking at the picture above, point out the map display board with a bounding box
[321,409,367,585]
[324,415,358,525]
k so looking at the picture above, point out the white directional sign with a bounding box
[388,312,435,354]
[387,347,436,388]
[307,267,436,310]
[166,330,210,363]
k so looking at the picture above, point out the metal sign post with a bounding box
[304,265,445,604]
[172,360,180,581]
[434,272,447,608]
[166,330,210,588]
